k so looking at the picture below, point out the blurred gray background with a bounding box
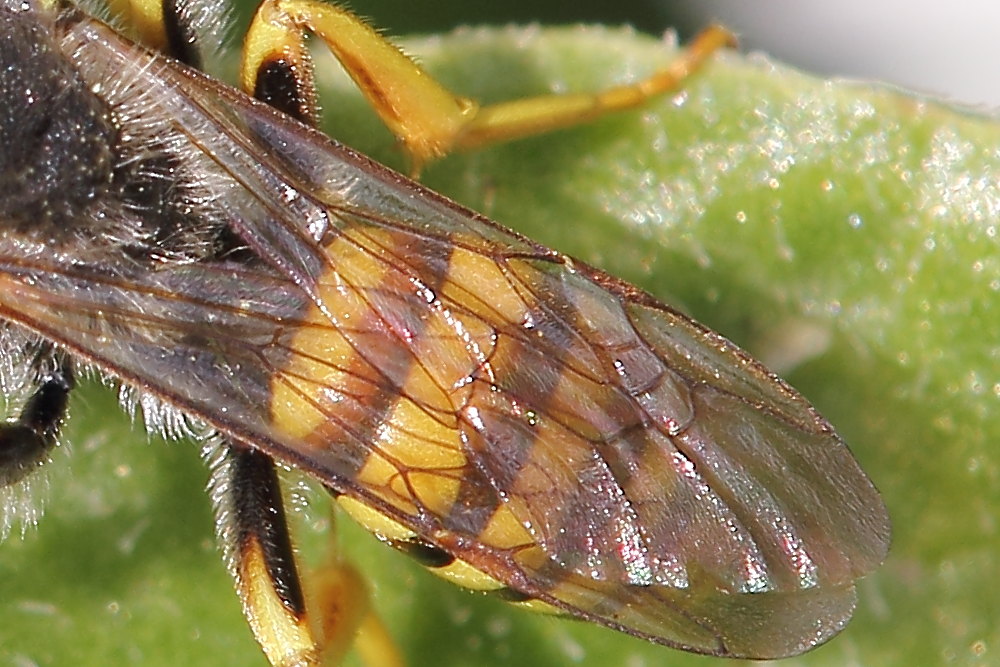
[320,0,999,108]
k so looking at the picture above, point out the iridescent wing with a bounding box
[0,18,889,659]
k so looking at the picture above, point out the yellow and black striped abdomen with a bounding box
[269,223,551,591]
[266,208,886,655]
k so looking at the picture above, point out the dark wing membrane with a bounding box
[3,19,888,659]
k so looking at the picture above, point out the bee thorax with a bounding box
[0,8,117,234]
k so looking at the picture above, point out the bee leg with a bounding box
[0,350,73,488]
[205,443,400,666]
[305,523,404,667]
[105,0,206,67]
[241,0,734,172]
[206,442,318,665]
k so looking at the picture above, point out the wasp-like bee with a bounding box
[0,0,890,664]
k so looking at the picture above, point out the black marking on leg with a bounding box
[162,0,202,68]
[253,59,316,127]
[231,445,307,618]
[0,354,74,486]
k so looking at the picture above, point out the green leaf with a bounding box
[3,22,996,667]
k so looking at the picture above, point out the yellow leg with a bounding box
[207,442,404,666]
[455,25,735,150]
[242,0,734,171]
[212,445,321,666]
[310,559,405,667]
[353,611,405,667]
[106,0,169,53]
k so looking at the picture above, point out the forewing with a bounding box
[1,20,889,659]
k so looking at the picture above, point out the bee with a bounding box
[0,0,890,664]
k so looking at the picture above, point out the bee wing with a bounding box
[1,27,888,659]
